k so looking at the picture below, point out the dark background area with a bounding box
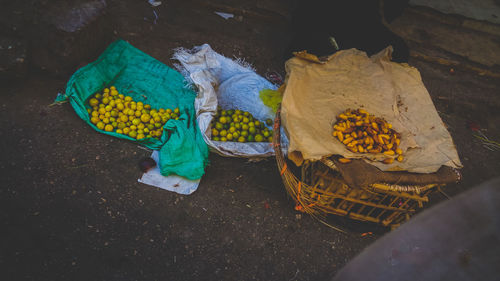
[1,0,499,280]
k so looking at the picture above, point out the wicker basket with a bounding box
[272,105,441,229]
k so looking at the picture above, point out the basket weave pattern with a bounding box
[273,105,439,228]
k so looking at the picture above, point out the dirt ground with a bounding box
[1,1,500,280]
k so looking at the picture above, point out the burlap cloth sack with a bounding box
[329,158,461,188]
[281,48,462,185]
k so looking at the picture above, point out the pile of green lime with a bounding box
[210,108,274,143]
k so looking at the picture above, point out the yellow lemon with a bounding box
[90,117,99,124]
[104,124,113,132]
[102,97,110,105]
[137,133,145,140]
[89,98,99,107]
[116,129,123,134]
[140,114,151,123]
[96,122,105,130]
[123,127,130,135]
[91,111,99,117]
[98,108,106,115]
[128,130,137,139]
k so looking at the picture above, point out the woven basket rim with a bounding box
[272,103,443,229]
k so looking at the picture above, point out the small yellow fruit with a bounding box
[128,130,137,139]
[96,122,105,130]
[89,98,99,107]
[104,125,113,132]
[141,114,151,123]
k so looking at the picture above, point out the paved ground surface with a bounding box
[1,1,499,280]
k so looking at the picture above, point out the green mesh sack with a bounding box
[56,40,208,180]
